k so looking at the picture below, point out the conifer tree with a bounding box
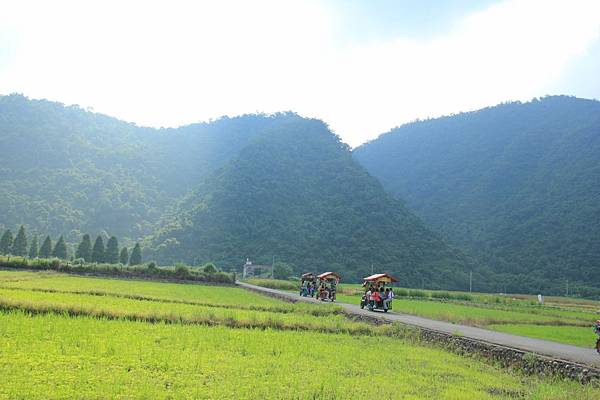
[52,235,67,259]
[119,247,129,265]
[12,225,28,257]
[129,243,142,265]
[39,236,52,258]
[91,236,105,263]
[0,229,13,255]
[75,234,92,261]
[105,236,119,264]
[28,234,39,258]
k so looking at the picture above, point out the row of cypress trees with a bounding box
[75,234,142,265]
[0,226,142,265]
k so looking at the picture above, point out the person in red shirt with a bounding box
[371,289,381,306]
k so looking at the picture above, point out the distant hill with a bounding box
[150,114,478,288]
[0,94,476,289]
[354,96,600,295]
[0,94,272,241]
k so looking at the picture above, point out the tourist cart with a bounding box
[360,273,398,312]
[316,271,341,302]
[300,272,317,297]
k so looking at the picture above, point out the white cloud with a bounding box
[0,0,599,146]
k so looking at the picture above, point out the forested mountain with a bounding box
[0,94,272,241]
[354,96,600,295]
[150,114,478,287]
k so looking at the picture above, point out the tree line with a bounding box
[0,225,142,265]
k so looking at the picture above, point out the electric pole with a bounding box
[469,271,472,293]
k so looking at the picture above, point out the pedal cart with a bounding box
[315,271,341,302]
[360,273,398,312]
[300,272,317,297]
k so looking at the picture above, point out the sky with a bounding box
[1,0,600,147]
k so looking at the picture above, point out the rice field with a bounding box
[1,270,599,399]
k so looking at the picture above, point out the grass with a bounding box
[0,256,235,283]
[488,324,597,348]
[248,278,600,347]
[1,271,600,399]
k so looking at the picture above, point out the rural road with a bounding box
[237,281,600,369]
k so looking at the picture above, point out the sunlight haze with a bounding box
[1,0,599,146]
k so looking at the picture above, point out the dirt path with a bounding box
[238,281,600,368]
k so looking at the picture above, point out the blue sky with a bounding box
[1,0,599,146]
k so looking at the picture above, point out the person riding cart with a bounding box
[360,273,398,312]
[316,271,341,302]
[300,272,316,297]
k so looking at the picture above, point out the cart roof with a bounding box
[301,272,315,279]
[363,273,398,283]
[317,271,341,280]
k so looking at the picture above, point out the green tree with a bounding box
[52,235,67,259]
[91,236,105,263]
[105,236,119,264]
[273,262,293,280]
[12,225,28,256]
[0,229,14,255]
[202,263,217,273]
[39,236,52,258]
[28,234,39,258]
[119,247,129,264]
[75,234,92,261]
[129,243,142,265]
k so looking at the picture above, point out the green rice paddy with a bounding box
[1,270,599,399]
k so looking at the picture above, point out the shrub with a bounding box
[393,288,409,297]
[431,291,452,300]
[451,293,473,301]
[175,263,191,278]
[202,263,217,273]
[247,278,298,291]
[408,289,428,298]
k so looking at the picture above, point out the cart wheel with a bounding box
[384,309,388,313]
[596,338,600,354]
[360,304,364,309]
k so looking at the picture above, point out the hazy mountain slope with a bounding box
[0,94,272,241]
[354,96,600,293]
[151,114,478,289]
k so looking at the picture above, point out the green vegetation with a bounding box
[0,94,283,240]
[488,324,595,348]
[354,96,600,296]
[0,256,234,284]
[28,234,38,258]
[12,225,27,256]
[75,233,92,261]
[39,235,52,258]
[248,279,599,347]
[0,270,598,399]
[151,114,475,288]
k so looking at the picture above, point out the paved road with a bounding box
[238,281,600,368]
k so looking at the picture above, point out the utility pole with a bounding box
[272,255,275,278]
[469,271,472,293]
[566,279,569,297]
[371,264,374,275]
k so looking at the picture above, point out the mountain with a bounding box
[0,94,272,241]
[354,96,600,295]
[150,114,477,288]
